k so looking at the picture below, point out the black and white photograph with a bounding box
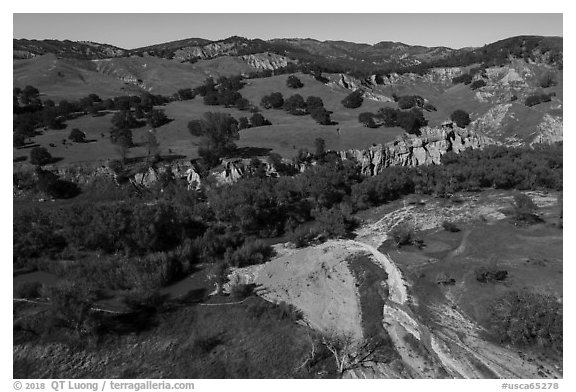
[9,6,568,386]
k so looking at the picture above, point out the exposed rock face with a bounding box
[470,104,512,139]
[339,126,496,176]
[53,160,203,190]
[532,114,563,145]
[378,68,463,86]
[214,159,246,184]
[330,73,362,90]
[39,127,495,189]
[328,73,393,102]
[240,53,292,71]
[363,90,394,102]
[174,42,237,61]
[91,59,151,90]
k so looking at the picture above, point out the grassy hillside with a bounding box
[14,73,409,167]
[13,54,130,100]
[13,54,267,101]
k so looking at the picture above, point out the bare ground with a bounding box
[230,190,562,378]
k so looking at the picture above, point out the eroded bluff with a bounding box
[339,126,496,176]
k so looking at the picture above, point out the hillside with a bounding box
[12,31,564,381]
[13,39,126,60]
[13,34,563,166]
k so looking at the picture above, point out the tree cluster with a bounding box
[195,76,252,109]
[358,107,428,134]
[489,290,562,354]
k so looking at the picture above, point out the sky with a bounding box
[13,13,563,50]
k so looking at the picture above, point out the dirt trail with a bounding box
[348,196,563,379]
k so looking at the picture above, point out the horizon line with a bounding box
[12,33,564,51]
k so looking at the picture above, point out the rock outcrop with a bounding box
[240,53,293,71]
[34,127,495,190]
[339,126,496,176]
[174,42,237,61]
[52,160,203,191]
[532,114,563,145]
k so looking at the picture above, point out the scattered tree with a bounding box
[450,109,471,128]
[146,109,170,128]
[341,90,364,109]
[260,92,284,109]
[287,75,304,89]
[30,147,53,165]
[188,112,239,167]
[358,112,377,128]
[314,137,326,157]
[249,112,271,127]
[68,128,86,143]
[283,94,307,115]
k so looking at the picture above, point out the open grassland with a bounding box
[377,191,563,332]
[13,54,260,101]
[14,73,410,167]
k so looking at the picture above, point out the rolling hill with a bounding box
[13,34,563,168]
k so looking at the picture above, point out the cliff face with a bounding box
[339,126,495,176]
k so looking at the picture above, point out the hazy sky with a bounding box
[13,13,563,49]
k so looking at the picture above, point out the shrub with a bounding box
[358,112,377,128]
[249,112,271,127]
[309,107,332,125]
[512,192,541,224]
[260,92,284,109]
[474,266,508,283]
[30,147,53,165]
[68,128,86,143]
[238,116,250,130]
[470,79,487,90]
[397,108,427,134]
[311,207,355,239]
[177,88,196,100]
[305,96,324,110]
[450,109,471,128]
[442,221,461,232]
[397,95,424,110]
[111,110,142,130]
[230,283,256,300]
[283,94,307,115]
[287,225,322,248]
[224,239,274,268]
[488,290,562,353]
[203,92,220,106]
[235,97,251,111]
[389,223,422,247]
[452,73,473,85]
[341,90,364,109]
[286,75,304,88]
[146,109,170,128]
[376,107,398,127]
[525,94,552,107]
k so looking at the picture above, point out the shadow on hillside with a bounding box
[230,146,273,159]
[162,154,187,162]
[15,142,41,150]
